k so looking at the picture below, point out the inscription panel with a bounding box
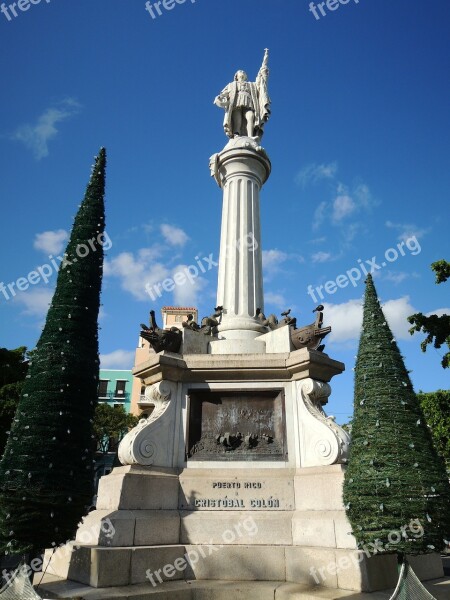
[179,473,294,510]
[187,390,286,461]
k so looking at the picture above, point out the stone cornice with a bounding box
[132,348,344,385]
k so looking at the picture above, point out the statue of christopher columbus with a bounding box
[214,49,271,140]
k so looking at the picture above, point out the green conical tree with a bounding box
[0,149,107,557]
[343,274,450,557]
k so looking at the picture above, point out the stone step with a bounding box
[37,575,450,600]
[43,543,444,592]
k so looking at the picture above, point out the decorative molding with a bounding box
[118,380,177,467]
[296,378,350,467]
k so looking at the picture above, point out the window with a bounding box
[175,315,182,322]
[98,380,108,397]
[115,380,127,397]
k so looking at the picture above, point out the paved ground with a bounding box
[37,574,450,600]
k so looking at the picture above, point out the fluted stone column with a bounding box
[209,137,271,354]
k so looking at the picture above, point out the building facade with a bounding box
[98,369,133,413]
[161,306,198,329]
[95,369,134,494]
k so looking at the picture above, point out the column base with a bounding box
[209,338,266,355]
[211,317,267,354]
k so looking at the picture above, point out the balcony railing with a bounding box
[97,391,130,402]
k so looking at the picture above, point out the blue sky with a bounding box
[0,0,449,423]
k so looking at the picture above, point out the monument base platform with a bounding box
[37,574,450,600]
[39,346,444,597]
[41,466,444,594]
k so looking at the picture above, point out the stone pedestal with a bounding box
[41,344,444,596]
[43,466,444,593]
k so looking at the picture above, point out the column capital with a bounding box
[210,137,271,189]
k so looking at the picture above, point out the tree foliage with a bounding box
[417,390,450,472]
[408,260,450,368]
[93,404,138,454]
[431,259,450,284]
[0,348,29,454]
[0,149,107,556]
[343,275,450,556]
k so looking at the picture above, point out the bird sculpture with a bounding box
[281,308,291,317]
[313,305,324,313]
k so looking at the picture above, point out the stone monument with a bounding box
[41,51,444,599]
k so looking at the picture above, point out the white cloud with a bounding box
[33,229,68,255]
[353,183,374,210]
[314,181,376,235]
[262,249,289,268]
[105,247,209,306]
[137,246,164,262]
[160,224,189,247]
[264,292,287,309]
[295,162,338,187]
[262,249,304,280]
[340,222,361,245]
[308,236,327,245]
[325,299,363,343]
[426,307,450,318]
[384,271,409,285]
[105,251,170,301]
[385,221,430,242]
[325,295,416,345]
[100,350,135,369]
[312,201,327,231]
[383,271,420,285]
[14,287,54,318]
[11,99,81,160]
[382,297,417,339]
[332,193,355,222]
[312,251,333,263]
[171,265,207,307]
[331,182,374,224]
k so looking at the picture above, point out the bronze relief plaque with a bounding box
[187,389,286,461]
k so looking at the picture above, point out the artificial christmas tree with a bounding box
[343,274,450,559]
[0,149,107,557]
